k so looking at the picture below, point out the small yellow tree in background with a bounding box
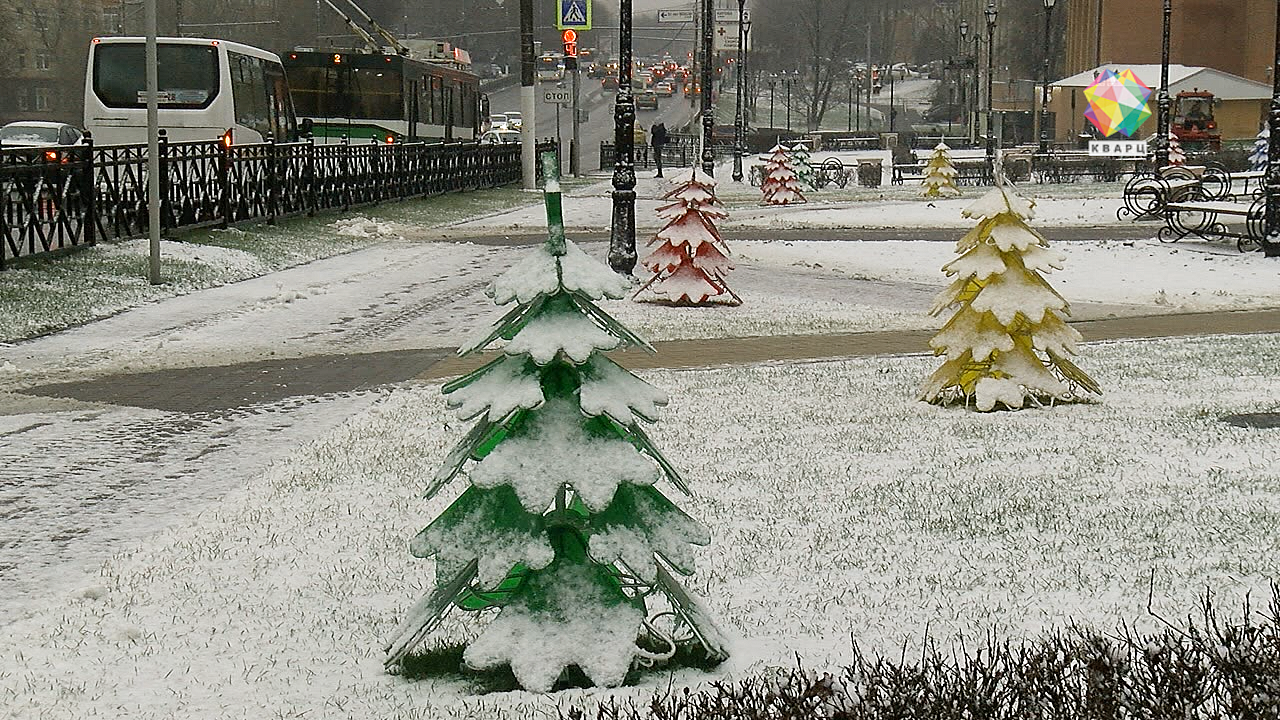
[919,142,960,198]
[919,186,1101,411]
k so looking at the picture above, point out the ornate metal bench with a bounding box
[1158,197,1265,252]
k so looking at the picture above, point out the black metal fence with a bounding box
[1,134,550,269]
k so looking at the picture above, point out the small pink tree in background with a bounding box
[760,144,807,205]
[634,169,741,306]
[1166,132,1187,166]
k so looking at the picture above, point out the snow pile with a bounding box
[330,215,402,240]
[98,238,268,277]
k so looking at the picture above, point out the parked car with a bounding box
[654,81,674,97]
[489,114,510,131]
[636,91,659,111]
[0,121,83,148]
[503,112,523,131]
[479,129,521,145]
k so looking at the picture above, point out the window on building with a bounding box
[16,52,26,70]
[16,91,29,111]
[35,53,51,71]
[35,87,51,111]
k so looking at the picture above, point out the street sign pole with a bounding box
[520,0,536,189]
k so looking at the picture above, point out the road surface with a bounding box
[487,77,697,172]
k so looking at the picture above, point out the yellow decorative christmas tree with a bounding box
[919,186,1102,411]
[919,142,960,198]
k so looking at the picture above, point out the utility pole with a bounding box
[145,0,161,284]
[571,50,582,176]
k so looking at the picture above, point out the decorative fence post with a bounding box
[267,134,278,226]
[157,129,170,233]
[305,137,318,217]
[82,130,96,248]
[218,136,232,229]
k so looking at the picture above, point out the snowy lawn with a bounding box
[3,332,1278,719]
[0,185,543,343]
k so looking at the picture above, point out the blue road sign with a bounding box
[557,0,591,30]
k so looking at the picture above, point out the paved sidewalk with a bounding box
[19,308,1280,413]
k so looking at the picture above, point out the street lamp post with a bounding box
[608,0,637,274]
[1155,0,1172,167]
[732,0,747,182]
[768,74,777,127]
[984,2,997,179]
[960,20,970,141]
[1264,0,1280,257]
[785,74,792,132]
[700,0,715,175]
[1039,0,1057,155]
[847,77,853,132]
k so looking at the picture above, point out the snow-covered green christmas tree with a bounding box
[919,142,961,198]
[919,185,1101,411]
[1250,127,1269,171]
[384,151,728,692]
[790,143,815,190]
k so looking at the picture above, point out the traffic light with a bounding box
[562,29,578,70]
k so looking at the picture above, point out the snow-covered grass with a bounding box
[0,186,536,343]
[4,332,1278,718]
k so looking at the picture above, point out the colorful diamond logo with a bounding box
[1083,69,1153,138]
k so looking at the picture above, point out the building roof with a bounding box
[1052,64,1271,101]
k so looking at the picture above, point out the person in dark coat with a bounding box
[651,122,668,177]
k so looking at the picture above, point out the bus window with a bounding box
[93,43,218,108]
[264,63,296,140]
[230,52,270,139]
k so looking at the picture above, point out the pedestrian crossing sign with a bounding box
[557,0,591,30]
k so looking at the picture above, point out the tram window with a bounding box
[347,68,402,120]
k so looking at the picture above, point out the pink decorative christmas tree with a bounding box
[1166,132,1186,166]
[760,144,807,205]
[634,169,741,306]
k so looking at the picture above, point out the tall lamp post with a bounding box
[768,74,777,127]
[784,72,796,132]
[960,20,970,142]
[1155,0,1172,167]
[608,0,637,274]
[1039,0,1057,155]
[700,0,715,175]
[984,2,997,179]
[732,0,748,182]
[1264,0,1280,257]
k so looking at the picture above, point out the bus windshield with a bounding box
[93,43,219,109]
[290,65,403,120]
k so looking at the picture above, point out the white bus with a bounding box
[536,53,565,83]
[84,37,297,146]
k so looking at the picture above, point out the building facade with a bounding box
[1064,0,1277,84]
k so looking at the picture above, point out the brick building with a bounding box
[1063,0,1277,84]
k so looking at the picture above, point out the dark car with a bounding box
[636,91,659,111]
[602,76,619,91]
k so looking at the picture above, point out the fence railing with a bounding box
[2,133,550,269]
